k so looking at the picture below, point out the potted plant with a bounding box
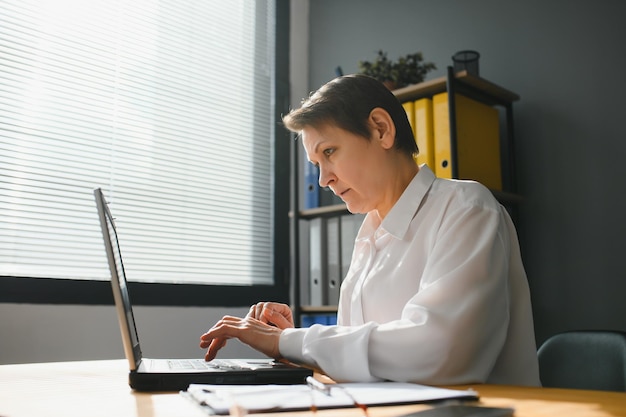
[358,50,436,90]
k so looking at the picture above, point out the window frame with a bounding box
[0,0,291,307]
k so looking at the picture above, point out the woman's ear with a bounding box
[369,107,396,150]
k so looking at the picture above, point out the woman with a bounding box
[200,74,541,386]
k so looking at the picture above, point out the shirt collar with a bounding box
[361,164,436,241]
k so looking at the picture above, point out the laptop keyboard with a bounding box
[167,359,250,371]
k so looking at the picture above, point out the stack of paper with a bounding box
[182,382,478,415]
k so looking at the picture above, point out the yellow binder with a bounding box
[432,92,502,190]
[414,98,434,168]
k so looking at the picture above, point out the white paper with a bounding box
[184,382,478,414]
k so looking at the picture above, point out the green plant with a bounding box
[358,50,436,89]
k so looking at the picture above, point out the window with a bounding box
[0,0,291,305]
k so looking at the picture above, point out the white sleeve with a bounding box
[279,322,381,382]
[280,200,511,384]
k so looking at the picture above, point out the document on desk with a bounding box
[182,381,479,415]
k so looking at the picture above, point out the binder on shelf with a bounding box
[414,98,435,169]
[303,157,320,209]
[301,314,314,328]
[320,186,343,206]
[302,146,343,209]
[299,219,311,305]
[433,92,502,191]
[309,217,327,306]
[301,313,337,327]
[326,216,341,306]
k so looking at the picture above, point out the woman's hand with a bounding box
[200,315,284,361]
[246,302,295,329]
[199,303,294,362]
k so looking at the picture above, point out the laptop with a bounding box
[93,188,313,391]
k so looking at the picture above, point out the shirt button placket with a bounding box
[350,238,376,325]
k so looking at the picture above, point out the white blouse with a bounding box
[279,165,541,386]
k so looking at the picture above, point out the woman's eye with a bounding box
[323,148,335,157]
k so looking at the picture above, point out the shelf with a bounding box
[455,72,520,103]
[300,305,338,313]
[393,70,519,106]
[293,204,350,220]
[392,76,449,102]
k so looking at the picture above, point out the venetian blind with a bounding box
[0,0,276,285]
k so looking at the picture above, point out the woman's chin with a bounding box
[344,201,367,215]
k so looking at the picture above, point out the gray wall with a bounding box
[304,0,626,346]
[0,303,261,364]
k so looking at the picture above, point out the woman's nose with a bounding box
[318,165,334,188]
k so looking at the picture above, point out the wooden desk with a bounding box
[0,360,625,417]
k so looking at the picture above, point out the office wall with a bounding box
[303,0,626,345]
[0,303,260,364]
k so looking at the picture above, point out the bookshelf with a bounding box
[294,204,349,220]
[290,67,522,325]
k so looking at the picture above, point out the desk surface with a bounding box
[0,360,625,417]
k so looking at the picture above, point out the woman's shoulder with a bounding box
[431,177,500,210]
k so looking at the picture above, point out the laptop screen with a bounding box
[94,188,142,369]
